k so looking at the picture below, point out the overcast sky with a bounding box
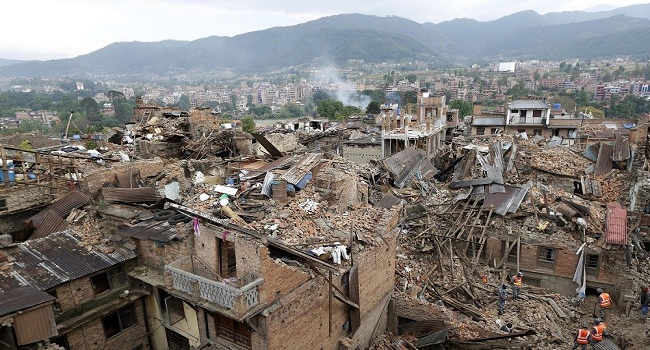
[2,0,647,60]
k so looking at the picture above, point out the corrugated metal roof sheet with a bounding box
[280,153,323,185]
[612,134,630,162]
[483,183,530,215]
[102,187,163,203]
[117,220,177,242]
[383,148,437,188]
[0,230,137,291]
[28,191,91,228]
[583,143,600,162]
[606,202,627,245]
[29,210,68,240]
[595,143,613,176]
[510,100,549,109]
[472,117,505,126]
[0,286,54,316]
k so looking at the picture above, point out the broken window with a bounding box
[212,313,252,349]
[164,296,185,325]
[446,114,454,122]
[537,247,557,270]
[476,127,486,135]
[533,128,542,136]
[586,254,599,276]
[91,266,127,295]
[517,129,526,133]
[102,304,136,339]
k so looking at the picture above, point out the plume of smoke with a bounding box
[313,63,372,111]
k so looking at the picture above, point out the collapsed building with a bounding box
[1,96,650,350]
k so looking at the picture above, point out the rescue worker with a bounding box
[512,271,523,300]
[641,286,650,316]
[570,322,592,350]
[591,318,608,344]
[498,283,509,315]
[595,288,612,319]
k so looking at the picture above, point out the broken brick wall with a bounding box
[64,299,150,350]
[262,277,350,350]
[82,158,165,195]
[485,237,623,295]
[139,235,194,270]
[237,236,313,305]
[0,186,52,216]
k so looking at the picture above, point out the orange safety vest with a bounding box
[513,276,522,287]
[592,324,605,341]
[576,328,590,344]
[599,293,612,308]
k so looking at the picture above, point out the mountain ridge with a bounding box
[2,4,650,78]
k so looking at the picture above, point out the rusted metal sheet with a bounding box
[29,210,68,240]
[28,191,91,228]
[0,230,136,291]
[102,187,162,203]
[0,286,54,316]
[118,220,177,242]
[612,134,630,162]
[594,143,613,176]
[280,153,323,185]
[14,303,57,345]
[606,202,628,245]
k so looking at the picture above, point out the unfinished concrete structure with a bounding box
[380,90,447,158]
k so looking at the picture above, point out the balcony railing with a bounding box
[511,116,545,124]
[165,257,263,314]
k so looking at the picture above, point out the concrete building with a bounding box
[380,91,447,159]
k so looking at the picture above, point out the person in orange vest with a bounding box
[595,288,612,319]
[512,271,523,300]
[570,322,593,350]
[591,318,608,345]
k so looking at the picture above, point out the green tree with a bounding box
[405,74,418,84]
[80,97,101,124]
[107,90,131,124]
[178,95,191,111]
[19,119,48,133]
[317,99,346,120]
[366,101,381,114]
[449,100,473,117]
[241,116,256,133]
[312,90,331,105]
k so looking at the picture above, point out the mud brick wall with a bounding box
[65,300,149,350]
[82,158,165,195]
